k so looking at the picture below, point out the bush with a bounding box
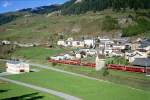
[106,56,128,65]
[52,62,57,66]
[122,18,150,37]
[102,67,109,76]
[102,16,119,31]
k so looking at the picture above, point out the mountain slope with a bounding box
[0,0,149,43]
[0,4,61,26]
[0,9,149,43]
[62,0,150,15]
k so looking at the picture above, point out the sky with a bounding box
[0,0,68,14]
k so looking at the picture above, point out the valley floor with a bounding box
[1,64,150,100]
[0,46,150,100]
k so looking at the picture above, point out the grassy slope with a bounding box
[0,81,62,100]
[5,69,150,100]
[0,10,137,42]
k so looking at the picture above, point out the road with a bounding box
[0,77,81,100]
[0,72,12,77]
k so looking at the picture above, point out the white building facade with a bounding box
[84,39,95,47]
[6,61,30,74]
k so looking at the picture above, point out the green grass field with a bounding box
[1,47,150,100]
[4,68,150,100]
[12,47,65,62]
[0,81,62,100]
[0,61,6,73]
[11,47,150,91]
[52,64,150,91]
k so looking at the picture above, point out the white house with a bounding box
[125,49,148,63]
[2,40,11,45]
[6,61,30,74]
[111,51,124,57]
[17,43,34,47]
[63,54,74,60]
[100,38,114,44]
[86,49,96,56]
[57,40,66,46]
[72,41,84,47]
[51,54,74,60]
[113,45,125,50]
[66,41,72,46]
[84,39,95,47]
[65,37,74,46]
[75,53,83,59]
[104,47,113,56]
[67,37,74,41]
[51,56,65,60]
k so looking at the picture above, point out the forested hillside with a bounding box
[0,0,150,26]
[0,5,61,25]
[62,0,150,14]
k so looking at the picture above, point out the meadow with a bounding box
[4,68,150,100]
[11,47,150,91]
[0,80,62,100]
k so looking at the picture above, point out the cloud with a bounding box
[2,1,12,8]
[16,8,20,11]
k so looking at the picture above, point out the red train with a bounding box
[48,59,148,73]
[49,59,81,65]
[48,59,95,67]
[106,64,145,73]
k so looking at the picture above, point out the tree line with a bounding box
[0,14,19,25]
[62,0,150,14]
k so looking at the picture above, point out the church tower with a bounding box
[95,48,105,71]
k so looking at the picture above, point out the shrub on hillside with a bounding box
[102,67,109,76]
[102,16,119,31]
[52,62,57,66]
[122,18,150,37]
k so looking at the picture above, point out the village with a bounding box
[0,36,150,74]
[0,0,150,99]
[55,37,150,69]
[0,36,150,100]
